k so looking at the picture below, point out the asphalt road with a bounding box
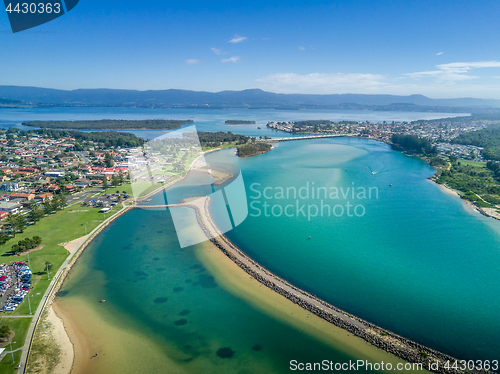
[66,187,103,205]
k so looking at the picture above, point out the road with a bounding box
[17,204,129,374]
[65,187,102,205]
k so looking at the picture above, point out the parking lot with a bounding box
[0,262,32,312]
[84,192,131,208]
[66,187,103,206]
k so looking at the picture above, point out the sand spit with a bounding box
[187,196,492,374]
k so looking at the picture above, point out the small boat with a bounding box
[257,127,261,129]
[99,299,106,303]
[308,236,311,240]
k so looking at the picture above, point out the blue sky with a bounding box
[1,0,500,98]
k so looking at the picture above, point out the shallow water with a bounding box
[204,137,500,362]
[58,207,381,373]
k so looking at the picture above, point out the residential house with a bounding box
[0,201,21,214]
[74,179,91,189]
[1,182,19,192]
[65,184,76,193]
[34,193,53,203]
[8,193,35,201]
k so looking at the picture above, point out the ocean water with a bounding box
[61,136,500,369]
[6,106,498,367]
[0,107,466,139]
[57,207,380,374]
[203,138,500,362]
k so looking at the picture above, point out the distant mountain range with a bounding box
[1,86,500,112]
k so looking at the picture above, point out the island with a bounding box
[225,120,256,124]
[22,119,193,130]
[236,142,272,157]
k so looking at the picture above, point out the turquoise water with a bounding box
[6,106,498,365]
[202,138,500,362]
[59,207,378,373]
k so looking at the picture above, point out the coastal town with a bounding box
[0,116,499,227]
[0,116,499,373]
[267,118,489,161]
[0,129,138,225]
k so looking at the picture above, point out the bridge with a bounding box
[133,204,177,209]
[267,134,352,142]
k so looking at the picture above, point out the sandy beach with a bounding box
[50,306,73,374]
[59,236,89,254]
[433,181,460,198]
[53,296,189,374]
[35,162,475,374]
[51,234,430,374]
[195,241,431,373]
[433,181,500,221]
[26,305,73,374]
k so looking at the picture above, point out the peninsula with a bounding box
[225,120,256,124]
[22,119,193,130]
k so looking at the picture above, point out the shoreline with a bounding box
[36,143,494,374]
[183,196,490,374]
[431,180,500,221]
[25,204,131,373]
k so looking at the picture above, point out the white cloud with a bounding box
[256,73,387,94]
[228,35,247,44]
[406,61,500,82]
[298,46,305,51]
[185,59,201,65]
[222,56,240,63]
[436,52,444,55]
[211,48,225,55]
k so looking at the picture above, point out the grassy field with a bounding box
[456,160,487,168]
[0,317,32,374]
[0,203,121,371]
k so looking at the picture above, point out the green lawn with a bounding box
[0,317,32,373]
[458,160,487,168]
[0,204,121,370]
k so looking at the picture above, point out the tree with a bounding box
[51,194,67,211]
[27,200,39,223]
[104,153,114,168]
[43,200,53,215]
[102,178,109,191]
[33,235,42,246]
[58,194,67,208]
[14,215,26,234]
[6,214,16,237]
[111,175,119,187]
[0,325,11,339]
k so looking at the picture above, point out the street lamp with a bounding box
[28,294,33,315]
[85,221,88,235]
[46,263,50,280]
[10,340,16,364]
